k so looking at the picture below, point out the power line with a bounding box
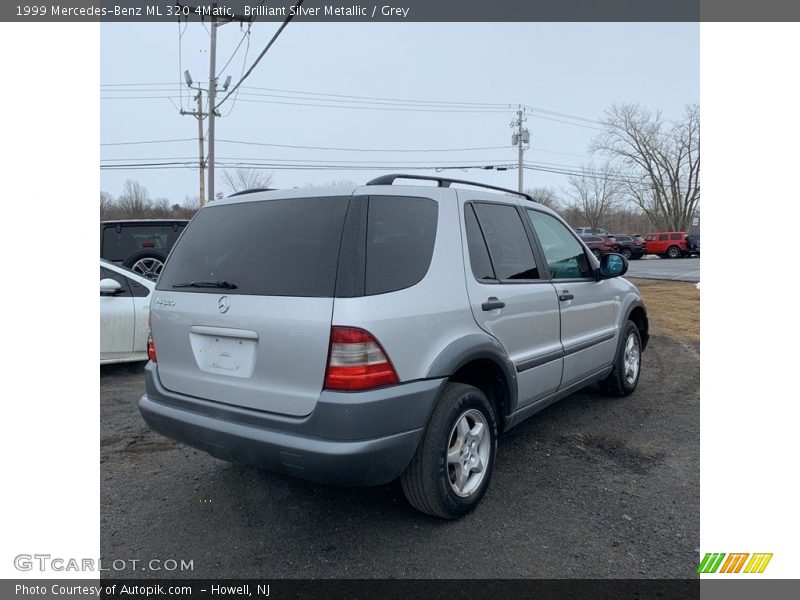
[215,139,511,152]
[215,0,304,111]
[101,137,198,146]
[217,23,251,77]
[100,137,592,160]
[223,23,252,117]
[100,83,604,128]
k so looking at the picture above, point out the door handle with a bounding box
[559,291,574,301]
[481,297,506,311]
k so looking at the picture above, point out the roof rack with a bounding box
[365,174,533,202]
[228,188,277,197]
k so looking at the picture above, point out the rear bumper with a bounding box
[139,363,446,486]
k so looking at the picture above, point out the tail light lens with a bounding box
[324,326,399,391]
[147,313,157,362]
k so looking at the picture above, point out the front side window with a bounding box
[527,210,593,280]
[659,234,669,241]
[472,203,539,281]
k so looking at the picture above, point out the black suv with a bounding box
[686,233,700,257]
[100,219,189,279]
[613,235,645,260]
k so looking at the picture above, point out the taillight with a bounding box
[323,326,399,391]
[147,312,157,362]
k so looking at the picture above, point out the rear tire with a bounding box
[620,248,632,259]
[401,383,498,519]
[124,249,167,280]
[600,321,642,397]
[666,245,681,259]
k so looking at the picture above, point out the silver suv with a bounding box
[140,174,648,519]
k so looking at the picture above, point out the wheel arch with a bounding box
[426,334,517,432]
[624,301,649,351]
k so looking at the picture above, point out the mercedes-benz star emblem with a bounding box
[218,296,231,313]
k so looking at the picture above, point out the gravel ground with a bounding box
[100,334,698,579]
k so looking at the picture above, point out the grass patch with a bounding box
[628,278,699,345]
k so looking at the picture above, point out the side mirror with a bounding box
[598,253,628,279]
[100,278,123,296]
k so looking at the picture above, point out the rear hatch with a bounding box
[151,195,352,417]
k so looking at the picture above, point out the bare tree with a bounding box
[221,168,274,195]
[564,162,621,231]
[525,186,561,210]
[100,191,114,219]
[149,197,171,217]
[116,180,152,217]
[304,178,359,187]
[592,103,700,231]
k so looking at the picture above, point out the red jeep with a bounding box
[645,231,687,258]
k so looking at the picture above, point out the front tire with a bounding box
[401,383,498,519]
[620,248,632,260]
[600,321,642,397]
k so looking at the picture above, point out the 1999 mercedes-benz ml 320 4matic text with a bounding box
[139,174,649,519]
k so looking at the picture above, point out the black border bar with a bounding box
[4,1,800,22]
[4,579,701,599]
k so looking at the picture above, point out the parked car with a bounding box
[574,226,613,237]
[100,219,189,280]
[686,233,700,257]
[613,235,645,260]
[100,259,154,364]
[140,174,648,519]
[579,234,618,259]
[644,231,688,258]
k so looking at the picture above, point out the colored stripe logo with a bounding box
[697,553,773,574]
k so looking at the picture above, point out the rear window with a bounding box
[101,223,186,261]
[157,197,351,297]
[365,196,438,295]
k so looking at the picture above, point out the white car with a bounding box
[100,259,154,364]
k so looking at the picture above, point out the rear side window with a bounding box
[365,196,438,295]
[671,233,683,240]
[157,197,351,297]
[472,203,539,280]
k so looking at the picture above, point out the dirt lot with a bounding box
[629,278,700,344]
[100,281,699,579]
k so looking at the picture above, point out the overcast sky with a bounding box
[100,22,698,202]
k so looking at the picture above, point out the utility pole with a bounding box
[181,72,210,207]
[195,89,206,206]
[511,108,530,192]
[207,5,218,202]
[178,4,249,203]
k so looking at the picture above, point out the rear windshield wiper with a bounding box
[172,280,238,290]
